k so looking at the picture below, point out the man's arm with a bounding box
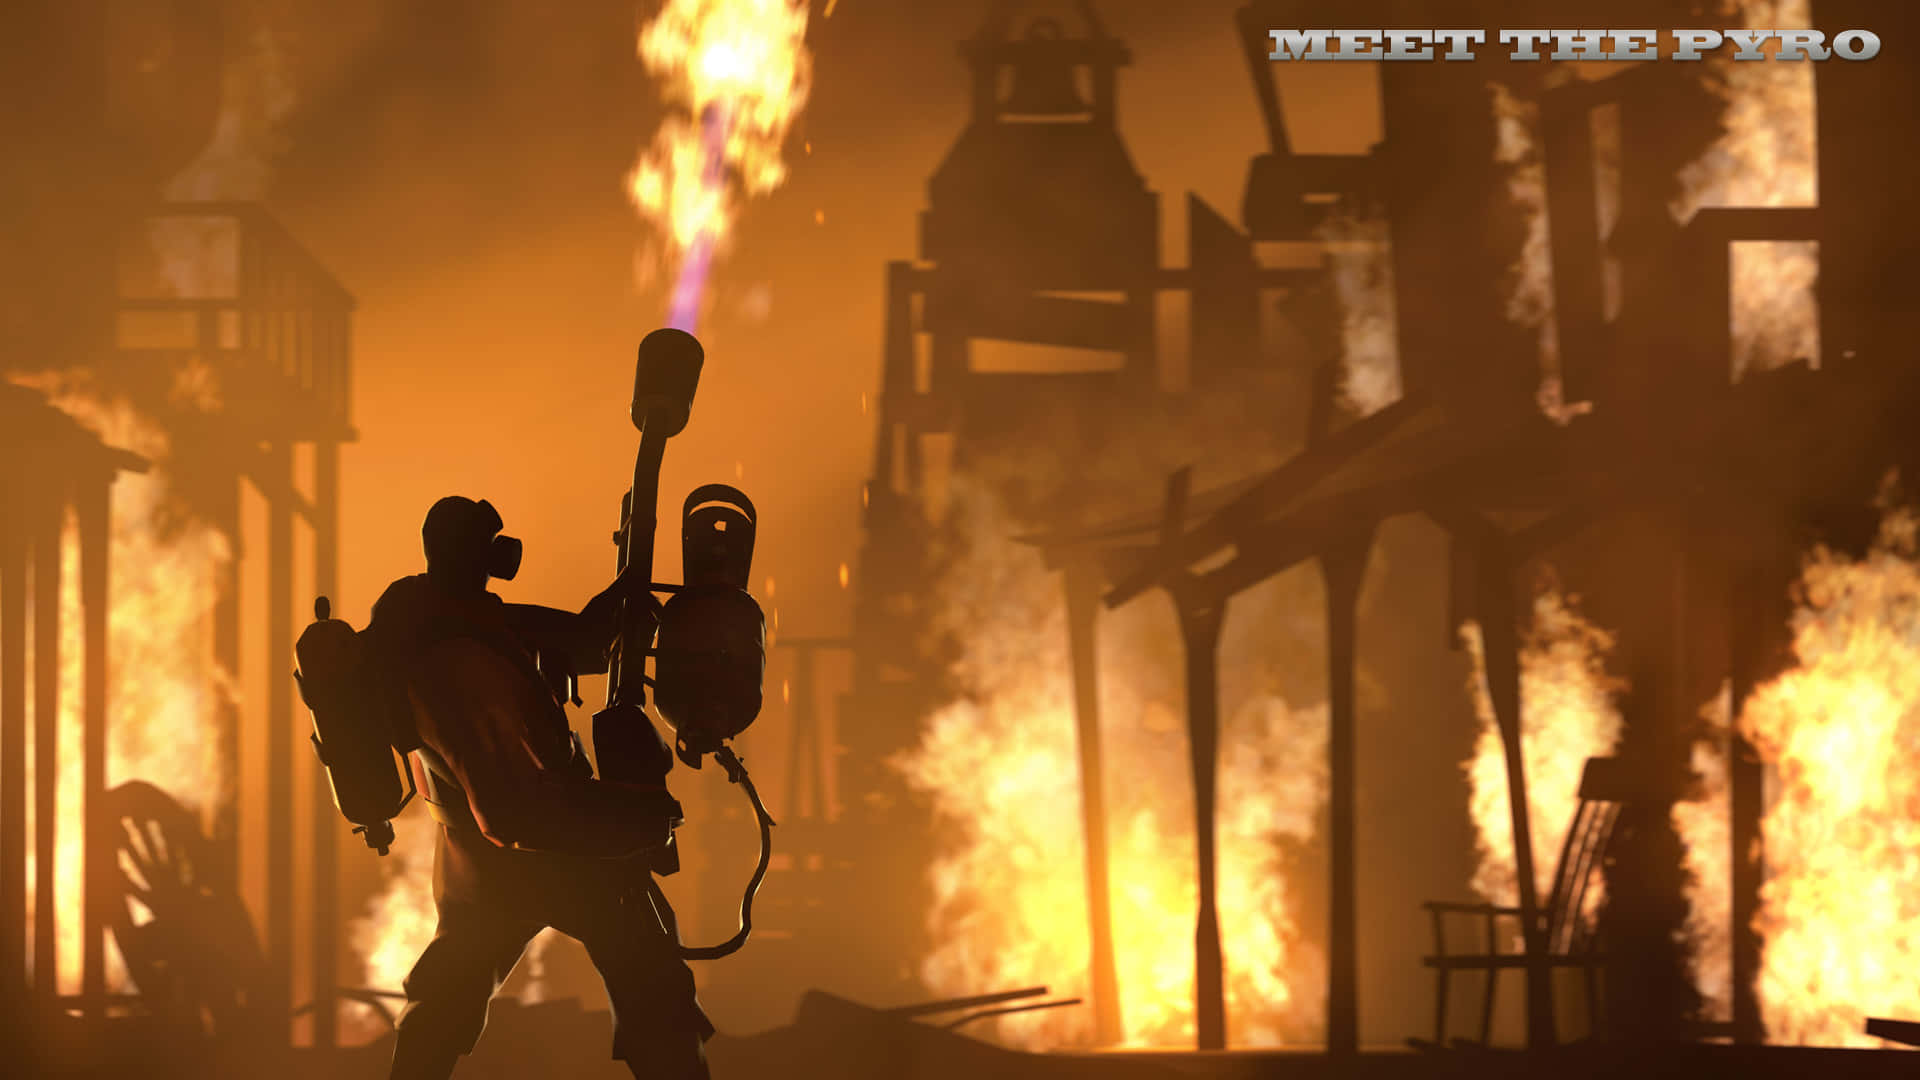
[504,564,650,677]
[407,636,680,858]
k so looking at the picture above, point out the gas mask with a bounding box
[424,496,524,584]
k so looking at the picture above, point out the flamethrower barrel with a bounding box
[595,328,774,963]
[607,431,668,709]
[604,328,704,710]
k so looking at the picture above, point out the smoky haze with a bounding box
[11,0,1489,1049]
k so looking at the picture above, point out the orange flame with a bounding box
[892,486,1327,1049]
[349,809,440,997]
[1737,506,1920,1045]
[626,0,813,287]
[1490,79,1596,426]
[1460,588,1623,914]
[13,386,234,993]
[1673,0,1820,379]
[1676,688,1734,1023]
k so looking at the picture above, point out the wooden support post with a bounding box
[79,478,109,1021]
[33,489,62,1016]
[1475,542,1555,1048]
[1065,561,1123,1046]
[310,440,339,1049]
[266,442,294,1037]
[1728,571,1766,1044]
[786,646,819,819]
[1171,580,1228,1050]
[1321,530,1374,1057]
[2,495,26,1007]
[1540,89,1608,405]
[212,475,242,880]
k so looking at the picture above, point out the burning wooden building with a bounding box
[813,0,1920,1066]
[2,1,361,1065]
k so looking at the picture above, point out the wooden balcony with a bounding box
[110,202,355,442]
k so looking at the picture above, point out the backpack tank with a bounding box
[295,596,415,855]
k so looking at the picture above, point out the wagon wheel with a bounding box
[101,781,272,1044]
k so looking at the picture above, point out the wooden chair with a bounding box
[1411,756,1626,1049]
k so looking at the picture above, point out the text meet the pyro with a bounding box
[1267,28,1883,62]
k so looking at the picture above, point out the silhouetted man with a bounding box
[365,496,711,1080]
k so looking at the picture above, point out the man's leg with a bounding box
[572,885,713,1080]
[389,901,540,1080]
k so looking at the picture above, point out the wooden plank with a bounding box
[1322,530,1376,1058]
[1064,563,1121,1046]
[1541,88,1608,404]
[1866,1018,1920,1047]
[32,485,62,1013]
[1170,581,1227,1051]
[79,477,108,1021]
[1104,395,1428,607]
[309,440,339,1048]
[926,290,1137,354]
[1475,540,1557,1049]
[265,441,294,1040]
[1,483,26,1005]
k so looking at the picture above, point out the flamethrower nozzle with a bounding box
[632,327,704,436]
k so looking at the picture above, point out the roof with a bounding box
[0,382,151,483]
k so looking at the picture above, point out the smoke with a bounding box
[1459,586,1624,913]
[1317,213,1400,418]
[893,476,1330,1049]
[166,0,299,203]
[1672,0,1821,379]
[880,263,1351,1045]
[7,381,237,992]
[347,808,439,1030]
[1488,79,1593,426]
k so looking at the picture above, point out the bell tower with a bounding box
[917,0,1159,398]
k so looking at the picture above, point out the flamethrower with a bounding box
[595,326,776,961]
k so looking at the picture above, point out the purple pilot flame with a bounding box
[666,104,733,334]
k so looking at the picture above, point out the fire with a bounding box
[893,485,1327,1049]
[626,0,813,327]
[1459,587,1623,913]
[13,386,234,993]
[349,808,440,996]
[1674,0,1820,379]
[1491,83,1557,404]
[1737,506,1920,1046]
[1675,688,1734,1023]
[1489,78,1594,426]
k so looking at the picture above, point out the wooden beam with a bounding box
[1,487,26,1007]
[785,645,821,820]
[310,440,340,1048]
[1234,3,1288,157]
[1321,529,1374,1058]
[1105,395,1425,608]
[242,450,317,525]
[265,441,294,1040]
[1064,562,1122,1046]
[212,475,242,881]
[79,476,109,1022]
[32,486,62,1016]
[1475,539,1556,1048]
[1170,580,1228,1050]
[1540,87,1609,405]
[1728,568,1768,1044]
